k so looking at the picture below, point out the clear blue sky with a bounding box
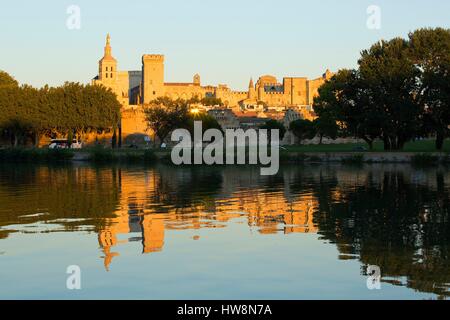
[1,0,449,90]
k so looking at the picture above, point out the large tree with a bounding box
[409,28,450,150]
[314,38,426,151]
[358,38,421,150]
[144,97,190,146]
[314,69,381,149]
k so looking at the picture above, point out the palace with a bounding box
[92,34,333,142]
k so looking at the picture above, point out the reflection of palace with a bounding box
[1,164,448,297]
[97,168,318,270]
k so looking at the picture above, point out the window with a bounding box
[106,73,108,78]
[110,73,113,78]
[106,67,109,71]
[111,67,113,72]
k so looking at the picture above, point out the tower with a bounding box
[247,78,256,100]
[193,74,200,85]
[142,54,165,104]
[98,34,117,83]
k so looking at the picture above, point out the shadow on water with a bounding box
[0,162,448,298]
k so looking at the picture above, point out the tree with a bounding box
[409,28,450,150]
[289,119,316,143]
[313,114,338,144]
[314,39,422,151]
[0,74,121,147]
[358,38,421,150]
[187,111,222,134]
[260,119,286,141]
[314,69,380,150]
[0,70,18,88]
[144,97,190,146]
[200,96,223,106]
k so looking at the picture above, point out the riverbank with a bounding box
[280,151,450,165]
[1,147,449,166]
[283,139,450,153]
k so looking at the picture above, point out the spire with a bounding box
[103,33,114,59]
[248,78,256,100]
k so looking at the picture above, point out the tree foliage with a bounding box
[313,28,450,150]
[409,28,450,150]
[143,97,190,145]
[260,119,286,140]
[0,70,19,88]
[0,71,121,147]
[187,112,222,134]
[144,97,224,145]
[289,119,316,143]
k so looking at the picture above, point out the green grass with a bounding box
[284,139,450,153]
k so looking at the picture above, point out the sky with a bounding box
[1,0,449,91]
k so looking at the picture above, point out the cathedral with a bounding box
[92,34,333,140]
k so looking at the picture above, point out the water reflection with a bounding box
[0,163,448,298]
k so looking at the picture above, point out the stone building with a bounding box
[92,34,332,141]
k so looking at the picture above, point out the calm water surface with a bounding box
[0,163,448,299]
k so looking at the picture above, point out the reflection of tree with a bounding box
[1,163,449,298]
[314,168,450,298]
[0,164,120,238]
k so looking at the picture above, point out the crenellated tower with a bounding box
[142,54,165,104]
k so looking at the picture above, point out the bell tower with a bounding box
[99,34,117,83]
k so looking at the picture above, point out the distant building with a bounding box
[207,109,240,130]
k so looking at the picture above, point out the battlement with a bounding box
[231,91,248,95]
[264,91,285,95]
[142,54,164,62]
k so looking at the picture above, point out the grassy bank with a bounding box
[0,147,158,164]
[1,140,449,166]
[0,147,74,162]
[284,139,450,153]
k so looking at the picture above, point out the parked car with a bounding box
[48,139,82,149]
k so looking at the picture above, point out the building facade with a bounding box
[92,35,332,141]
